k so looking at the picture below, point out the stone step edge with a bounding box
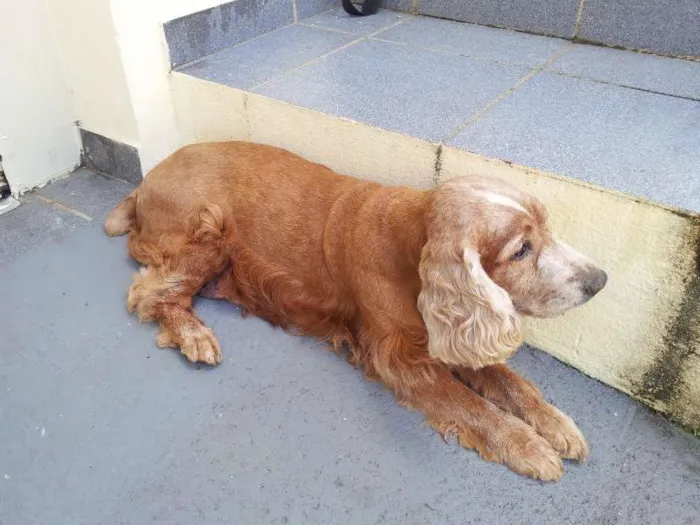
[162,3,699,72]
[382,3,699,61]
[170,71,700,430]
[385,11,700,62]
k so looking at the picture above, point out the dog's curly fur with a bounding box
[106,141,607,480]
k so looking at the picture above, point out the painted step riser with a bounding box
[170,72,700,429]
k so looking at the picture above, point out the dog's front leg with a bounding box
[454,364,588,461]
[362,320,564,481]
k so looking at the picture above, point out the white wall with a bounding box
[47,0,224,174]
[47,0,139,146]
[157,0,229,22]
[0,0,80,194]
[0,0,230,194]
[109,0,230,173]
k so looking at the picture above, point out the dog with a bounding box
[105,141,607,480]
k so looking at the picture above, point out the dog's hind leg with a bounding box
[127,205,230,365]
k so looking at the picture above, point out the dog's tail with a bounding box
[104,191,137,237]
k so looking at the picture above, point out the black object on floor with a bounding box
[342,0,380,16]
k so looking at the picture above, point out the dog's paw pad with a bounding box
[500,424,564,481]
[180,325,222,365]
[532,405,589,462]
[520,437,564,481]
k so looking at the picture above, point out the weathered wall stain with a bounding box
[634,215,700,426]
[433,145,443,186]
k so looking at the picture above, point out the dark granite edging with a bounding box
[296,0,337,20]
[383,0,699,59]
[576,0,700,59]
[164,0,296,69]
[416,0,582,39]
[80,129,143,184]
[163,0,699,65]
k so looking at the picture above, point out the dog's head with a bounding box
[417,176,607,369]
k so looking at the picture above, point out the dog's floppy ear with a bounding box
[417,197,522,369]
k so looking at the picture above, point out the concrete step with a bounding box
[165,7,700,429]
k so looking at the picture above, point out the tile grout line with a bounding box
[249,39,363,92]
[543,69,700,102]
[297,21,365,36]
[31,194,93,222]
[573,0,586,39]
[362,34,700,101]
[177,14,409,73]
[292,30,695,101]
[249,18,409,92]
[441,42,575,144]
[368,35,554,69]
[298,12,412,37]
[182,22,696,102]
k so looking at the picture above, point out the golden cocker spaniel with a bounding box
[106,142,607,480]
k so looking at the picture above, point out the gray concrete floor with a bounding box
[1,169,699,525]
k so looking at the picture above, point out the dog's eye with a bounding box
[511,241,532,261]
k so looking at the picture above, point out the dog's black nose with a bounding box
[582,269,608,298]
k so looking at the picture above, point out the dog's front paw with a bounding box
[180,325,222,365]
[498,423,564,481]
[452,415,564,481]
[157,323,222,365]
[528,404,588,461]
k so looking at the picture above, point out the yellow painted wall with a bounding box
[171,75,700,428]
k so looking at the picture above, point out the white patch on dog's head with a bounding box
[473,190,529,215]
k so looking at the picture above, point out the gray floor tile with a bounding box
[254,39,528,142]
[0,196,20,216]
[180,25,354,89]
[0,197,88,267]
[301,7,408,35]
[376,16,567,67]
[450,74,700,212]
[578,0,700,58]
[509,348,639,464]
[419,0,581,38]
[164,0,294,68]
[382,0,414,12]
[2,223,697,525]
[37,168,135,220]
[588,408,700,525]
[549,44,700,100]
[296,0,336,19]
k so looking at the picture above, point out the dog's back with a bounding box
[104,141,393,336]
